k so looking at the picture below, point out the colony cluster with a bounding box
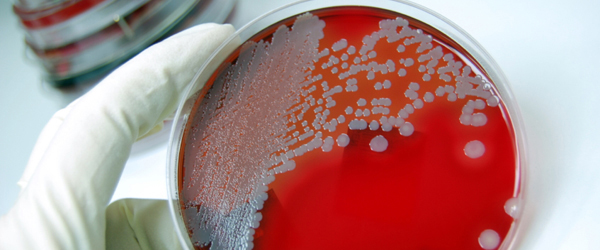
[277,15,500,163]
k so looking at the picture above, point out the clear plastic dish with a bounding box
[19,0,148,49]
[167,1,528,249]
[15,0,237,86]
[27,0,197,83]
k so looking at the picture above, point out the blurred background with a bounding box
[1,0,599,249]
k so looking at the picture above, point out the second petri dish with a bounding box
[168,1,527,249]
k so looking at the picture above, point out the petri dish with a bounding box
[167,1,528,249]
[14,0,236,86]
[15,0,147,49]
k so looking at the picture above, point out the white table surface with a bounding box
[1,0,599,249]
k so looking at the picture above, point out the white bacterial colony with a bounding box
[399,122,414,136]
[369,135,389,152]
[183,12,507,250]
[464,140,485,159]
[504,197,520,219]
[478,229,501,249]
[336,133,350,147]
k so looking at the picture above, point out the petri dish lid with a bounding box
[29,0,236,86]
[168,1,528,249]
[13,0,66,11]
[20,0,149,49]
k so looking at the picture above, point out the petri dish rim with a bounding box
[166,1,528,249]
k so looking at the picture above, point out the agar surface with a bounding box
[182,11,511,250]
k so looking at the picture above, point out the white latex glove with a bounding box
[0,23,235,249]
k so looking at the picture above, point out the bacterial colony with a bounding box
[180,9,520,250]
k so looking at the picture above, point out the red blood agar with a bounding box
[178,6,519,250]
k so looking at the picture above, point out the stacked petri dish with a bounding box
[13,0,236,86]
[167,1,528,249]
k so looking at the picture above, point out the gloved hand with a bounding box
[0,23,235,249]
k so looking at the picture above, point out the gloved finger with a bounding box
[0,23,236,249]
